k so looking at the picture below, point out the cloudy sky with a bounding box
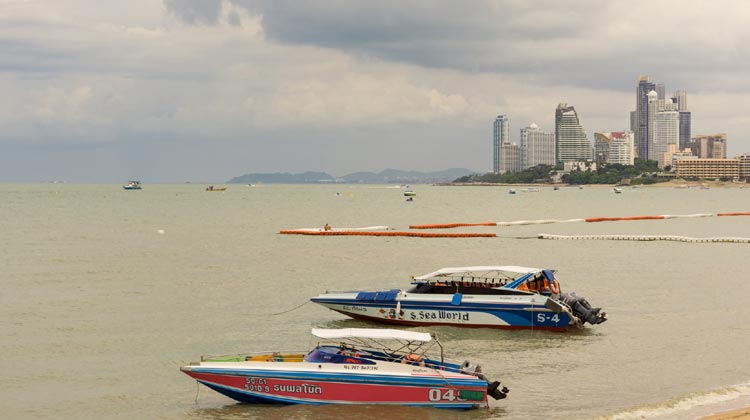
[1,0,748,182]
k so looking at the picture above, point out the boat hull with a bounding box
[182,366,489,408]
[311,293,574,332]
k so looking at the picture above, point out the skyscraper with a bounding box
[500,143,521,173]
[520,123,555,169]
[555,103,592,163]
[493,115,509,174]
[635,75,656,159]
[594,132,635,166]
[672,90,691,150]
[651,99,679,168]
[678,111,692,150]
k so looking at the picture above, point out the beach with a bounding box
[701,408,750,420]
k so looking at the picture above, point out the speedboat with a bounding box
[180,328,508,408]
[403,190,416,197]
[123,181,142,190]
[613,188,623,194]
[311,266,606,332]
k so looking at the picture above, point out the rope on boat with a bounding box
[538,234,750,243]
[409,212,748,229]
[270,300,310,316]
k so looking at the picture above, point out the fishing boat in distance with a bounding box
[180,328,508,408]
[123,180,142,190]
[403,190,417,197]
[206,185,227,191]
[311,266,606,332]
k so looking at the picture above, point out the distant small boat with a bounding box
[508,189,516,195]
[123,181,142,190]
[206,186,227,191]
[403,190,416,197]
[613,188,623,194]
[553,186,560,190]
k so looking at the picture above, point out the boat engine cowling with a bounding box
[459,360,482,376]
[460,361,510,400]
[560,292,607,325]
[487,380,509,400]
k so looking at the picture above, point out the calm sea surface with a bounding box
[2,183,750,420]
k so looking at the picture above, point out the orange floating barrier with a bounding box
[717,212,750,217]
[279,230,496,238]
[585,215,665,223]
[409,222,497,229]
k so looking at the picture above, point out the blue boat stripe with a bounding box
[312,298,551,311]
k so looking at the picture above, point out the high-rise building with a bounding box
[671,90,691,151]
[689,134,727,159]
[678,111,692,150]
[635,75,656,159]
[594,132,634,166]
[672,90,688,111]
[651,99,679,169]
[493,115,510,174]
[500,142,521,174]
[656,83,665,100]
[555,103,592,163]
[520,123,555,169]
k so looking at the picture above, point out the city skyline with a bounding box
[1,1,750,183]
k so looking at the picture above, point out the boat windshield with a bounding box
[304,346,376,364]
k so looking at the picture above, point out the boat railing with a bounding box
[201,351,307,363]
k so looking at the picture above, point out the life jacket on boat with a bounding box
[401,353,425,366]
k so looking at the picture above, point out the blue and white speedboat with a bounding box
[311,266,606,332]
[181,328,508,408]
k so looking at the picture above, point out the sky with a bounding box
[1,0,749,183]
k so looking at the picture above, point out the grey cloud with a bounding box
[162,0,750,94]
[164,0,223,25]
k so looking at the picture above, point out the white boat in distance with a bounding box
[311,266,606,332]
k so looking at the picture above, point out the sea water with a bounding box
[1,183,749,420]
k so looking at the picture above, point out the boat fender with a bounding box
[451,293,463,306]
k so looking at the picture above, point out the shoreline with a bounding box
[440,179,748,188]
[700,408,750,420]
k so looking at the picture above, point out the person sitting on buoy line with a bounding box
[323,223,331,231]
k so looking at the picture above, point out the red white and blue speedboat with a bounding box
[311,266,606,332]
[180,328,508,408]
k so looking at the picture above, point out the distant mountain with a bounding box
[227,168,475,184]
[340,168,474,184]
[228,171,335,184]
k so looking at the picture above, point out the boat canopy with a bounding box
[311,328,432,342]
[413,266,541,281]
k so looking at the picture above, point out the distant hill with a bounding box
[228,171,335,184]
[228,168,475,184]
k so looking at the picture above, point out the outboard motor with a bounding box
[487,380,509,400]
[560,292,607,325]
[461,361,510,400]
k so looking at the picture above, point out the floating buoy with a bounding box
[537,234,750,243]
